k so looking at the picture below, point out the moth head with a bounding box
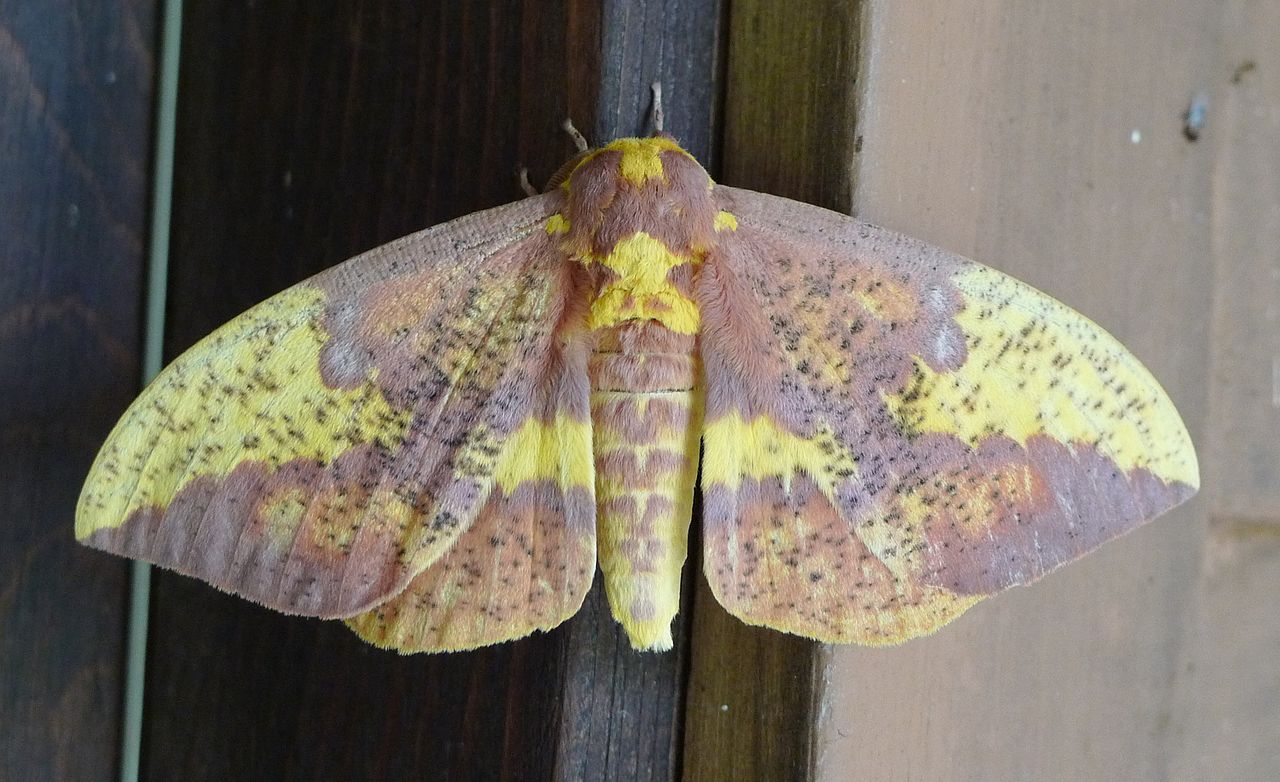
[556,134,719,259]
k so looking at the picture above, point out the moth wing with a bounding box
[697,186,1197,645]
[346,340,597,652]
[77,192,596,620]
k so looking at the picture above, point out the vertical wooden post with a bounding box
[681,2,863,780]
[551,3,725,779]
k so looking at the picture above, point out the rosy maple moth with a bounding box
[77,132,1197,653]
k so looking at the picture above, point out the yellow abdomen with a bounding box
[590,322,702,650]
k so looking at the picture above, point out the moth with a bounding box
[77,113,1197,653]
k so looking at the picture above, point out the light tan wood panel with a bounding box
[816,2,1250,780]
[1166,1,1280,779]
[1205,0,1280,524]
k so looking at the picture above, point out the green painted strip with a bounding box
[122,1,182,780]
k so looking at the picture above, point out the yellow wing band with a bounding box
[76,286,411,539]
[883,265,1198,487]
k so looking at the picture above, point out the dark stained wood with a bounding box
[719,0,861,208]
[0,1,156,779]
[681,2,862,780]
[594,0,724,164]
[144,3,598,780]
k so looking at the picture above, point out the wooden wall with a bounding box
[3,2,1275,780]
[1,2,154,778]
[809,3,1279,780]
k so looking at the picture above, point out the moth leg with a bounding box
[517,166,538,197]
[650,81,664,133]
[561,118,589,153]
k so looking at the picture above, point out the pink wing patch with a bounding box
[348,478,595,652]
[348,325,598,652]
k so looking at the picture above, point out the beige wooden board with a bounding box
[1164,1,1280,778]
[807,2,1277,780]
[1205,0,1280,524]
[1164,518,1280,781]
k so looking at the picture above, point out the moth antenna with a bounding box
[562,118,589,152]
[517,166,538,197]
[651,81,664,133]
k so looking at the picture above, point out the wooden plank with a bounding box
[554,3,724,780]
[143,4,599,779]
[681,2,862,780]
[1204,0,1280,524]
[1164,1,1280,778]
[719,0,860,206]
[815,3,1223,780]
[0,1,156,779]
[594,0,723,161]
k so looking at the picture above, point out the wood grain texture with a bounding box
[680,3,863,780]
[0,1,155,779]
[815,3,1267,780]
[595,0,724,166]
[1164,1,1280,778]
[143,4,597,779]
[1205,0,1280,525]
[719,0,861,206]
[553,3,725,780]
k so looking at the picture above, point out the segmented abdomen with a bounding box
[589,322,701,650]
